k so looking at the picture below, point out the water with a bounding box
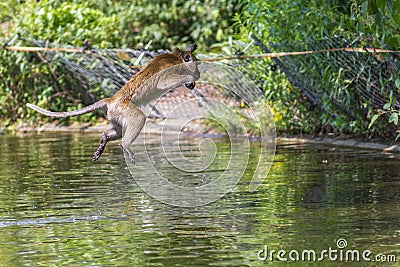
[0,133,399,266]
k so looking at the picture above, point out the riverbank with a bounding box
[8,120,400,153]
[276,136,400,153]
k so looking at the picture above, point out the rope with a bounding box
[3,45,398,63]
[202,47,397,62]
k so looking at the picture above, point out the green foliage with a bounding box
[235,0,400,138]
[348,0,400,134]
[93,0,240,49]
[0,49,102,127]
[2,0,399,138]
[351,0,400,49]
[0,0,239,127]
[16,1,121,48]
[245,54,321,134]
[2,0,240,49]
[234,1,343,135]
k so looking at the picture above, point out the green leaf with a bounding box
[396,78,400,90]
[368,114,379,129]
[396,133,400,142]
[388,36,400,51]
[375,0,386,13]
[392,0,400,26]
[383,103,391,110]
[389,112,399,126]
[362,1,369,16]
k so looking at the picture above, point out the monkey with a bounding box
[27,44,200,164]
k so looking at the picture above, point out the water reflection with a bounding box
[0,133,398,266]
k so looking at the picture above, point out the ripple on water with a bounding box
[0,133,398,266]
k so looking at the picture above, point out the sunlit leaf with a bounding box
[368,114,379,129]
[389,112,399,126]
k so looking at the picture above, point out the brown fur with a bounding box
[27,44,200,163]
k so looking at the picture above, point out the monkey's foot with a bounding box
[127,153,135,164]
[93,152,101,161]
[93,148,104,161]
[120,144,136,164]
[124,149,136,164]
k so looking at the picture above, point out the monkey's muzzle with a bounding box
[185,81,196,90]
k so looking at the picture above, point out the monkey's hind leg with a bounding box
[120,103,146,164]
[93,128,120,161]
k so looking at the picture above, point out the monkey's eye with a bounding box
[183,53,192,62]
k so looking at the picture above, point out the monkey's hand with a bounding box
[185,81,196,90]
[157,74,198,91]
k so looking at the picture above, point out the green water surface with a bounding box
[0,133,399,266]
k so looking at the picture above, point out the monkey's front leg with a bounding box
[157,74,198,91]
[120,102,146,164]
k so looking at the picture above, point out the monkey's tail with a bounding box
[26,99,108,118]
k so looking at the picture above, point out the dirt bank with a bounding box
[11,119,400,153]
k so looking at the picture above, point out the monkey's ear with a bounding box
[187,43,197,53]
[172,47,182,55]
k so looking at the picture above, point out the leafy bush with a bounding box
[235,0,400,137]
[0,0,240,127]
[2,0,240,49]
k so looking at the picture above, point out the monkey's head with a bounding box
[172,44,200,90]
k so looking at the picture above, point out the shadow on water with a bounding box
[0,133,399,266]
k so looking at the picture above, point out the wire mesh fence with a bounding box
[250,34,400,123]
[6,34,400,135]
